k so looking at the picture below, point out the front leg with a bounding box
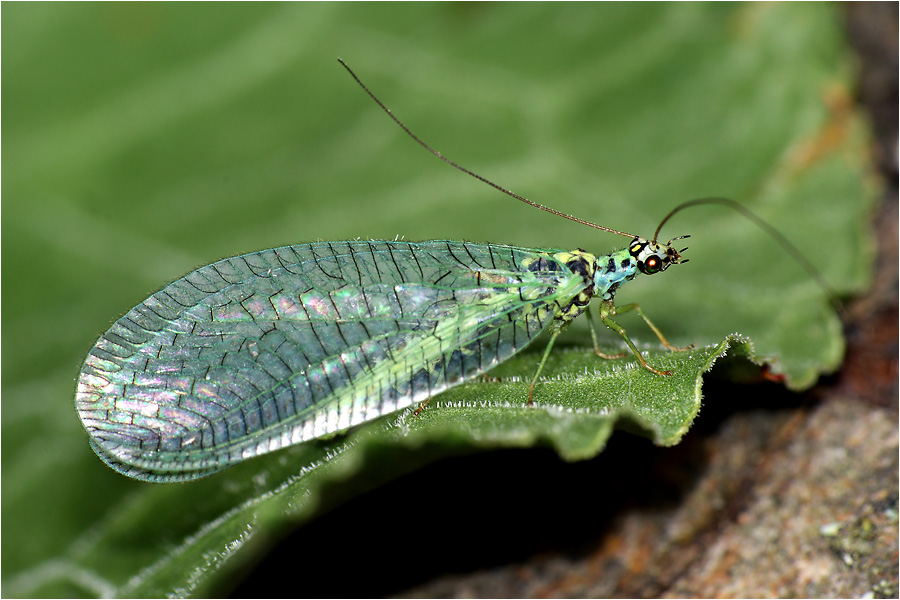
[596,299,674,376]
[605,300,694,353]
[586,305,626,359]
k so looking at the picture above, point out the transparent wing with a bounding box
[76,240,586,481]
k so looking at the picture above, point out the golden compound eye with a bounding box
[644,256,661,274]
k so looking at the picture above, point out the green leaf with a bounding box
[2,3,874,597]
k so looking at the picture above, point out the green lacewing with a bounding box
[76,61,829,482]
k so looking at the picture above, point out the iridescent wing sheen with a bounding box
[76,240,588,482]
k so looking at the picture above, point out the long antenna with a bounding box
[654,197,842,311]
[337,58,639,240]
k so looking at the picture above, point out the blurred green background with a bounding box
[2,3,874,597]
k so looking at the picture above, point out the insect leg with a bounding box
[527,330,562,404]
[598,299,673,376]
[586,305,626,359]
[412,399,432,417]
[610,302,693,352]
